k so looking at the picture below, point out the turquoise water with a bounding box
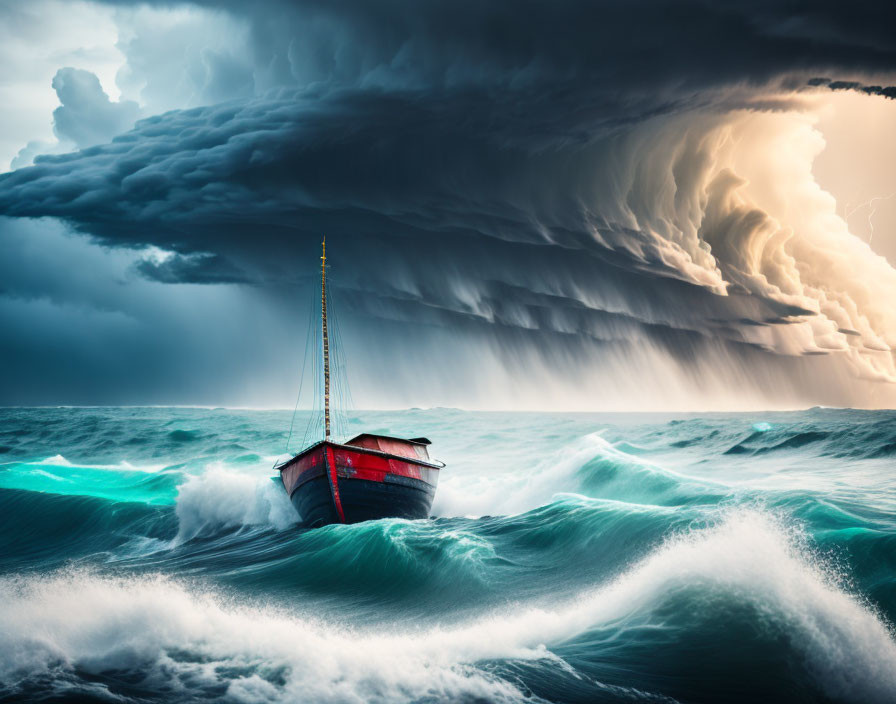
[1,407,895,703]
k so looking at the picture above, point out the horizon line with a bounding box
[0,404,891,414]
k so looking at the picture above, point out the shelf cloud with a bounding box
[1,0,895,408]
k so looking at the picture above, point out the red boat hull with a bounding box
[278,436,441,527]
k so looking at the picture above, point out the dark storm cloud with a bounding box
[91,0,896,100]
[5,0,896,256]
[2,0,896,405]
[134,252,251,285]
[0,0,893,332]
[809,77,896,100]
[0,87,771,341]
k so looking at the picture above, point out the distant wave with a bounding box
[434,432,725,518]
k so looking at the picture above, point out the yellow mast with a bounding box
[321,237,330,440]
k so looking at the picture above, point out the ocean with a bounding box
[1,406,895,703]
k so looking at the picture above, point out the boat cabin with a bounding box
[345,434,432,462]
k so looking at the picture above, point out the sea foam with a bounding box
[433,431,720,517]
[2,510,894,703]
[174,465,298,542]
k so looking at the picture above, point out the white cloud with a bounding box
[51,67,140,148]
[0,1,255,171]
[113,4,255,113]
[0,0,124,170]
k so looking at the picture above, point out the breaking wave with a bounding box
[1,511,894,703]
[173,466,297,542]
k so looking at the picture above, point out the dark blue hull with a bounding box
[290,475,436,527]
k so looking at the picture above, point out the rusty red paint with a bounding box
[279,438,440,505]
[279,449,326,497]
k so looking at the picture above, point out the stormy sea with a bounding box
[1,406,895,704]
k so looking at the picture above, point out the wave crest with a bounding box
[2,510,894,702]
[174,467,297,542]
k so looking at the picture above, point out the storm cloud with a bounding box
[809,77,896,100]
[1,0,896,408]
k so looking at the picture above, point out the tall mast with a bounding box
[321,237,330,440]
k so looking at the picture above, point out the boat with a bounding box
[276,239,444,527]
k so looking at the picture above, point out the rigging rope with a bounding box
[285,283,316,455]
[291,240,354,448]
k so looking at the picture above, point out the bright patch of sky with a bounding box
[0,1,123,170]
[1,1,252,171]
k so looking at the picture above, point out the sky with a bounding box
[1,0,895,410]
